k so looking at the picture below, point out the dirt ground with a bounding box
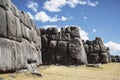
[0,63,120,80]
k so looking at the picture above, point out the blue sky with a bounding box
[11,0,120,55]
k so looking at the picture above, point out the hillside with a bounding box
[0,63,120,80]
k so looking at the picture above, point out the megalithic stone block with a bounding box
[6,10,17,40]
[49,40,57,48]
[0,38,16,72]
[68,37,87,65]
[15,16,22,42]
[56,41,68,64]
[0,7,7,38]
[11,3,19,17]
[0,0,11,10]
[70,26,80,38]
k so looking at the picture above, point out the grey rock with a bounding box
[68,37,87,64]
[0,0,11,10]
[15,16,22,42]
[101,53,109,63]
[6,10,16,40]
[65,27,71,33]
[56,41,68,64]
[0,7,7,38]
[62,33,70,41]
[19,11,25,23]
[11,3,19,17]
[0,38,16,72]
[24,13,31,29]
[21,23,30,42]
[15,42,26,69]
[49,40,57,48]
[70,26,80,38]
[51,27,58,34]
[87,53,99,64]
[41,35,48,48]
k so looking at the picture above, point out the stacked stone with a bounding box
[111,55,120,62]
[41,26,88,65]
[84,37,111,64]
[0,0,42,73]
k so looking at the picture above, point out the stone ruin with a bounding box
[0,0,113,73]
[40,27,87,65]
[0,0,42,73]
[83,37,111,64]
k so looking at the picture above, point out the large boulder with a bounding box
[68,37,87,65]
[0,0,11,10]
[87,53,99,64]
[0,38,16,72]
[0,7,7,38]
[69,26,80,38]
[15,16,22,42]
[7,10,17,40]
[56,41,68,64]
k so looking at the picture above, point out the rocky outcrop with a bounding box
[0,0,42,73]
[83,37,111,64]
[41,26,88,65]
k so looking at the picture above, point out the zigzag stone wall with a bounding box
[0,0,111,73]
[40,27,88,65]
[0,0,42,72]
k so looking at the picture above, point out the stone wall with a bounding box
[83,37,111,64]
[40,26,88,65]
[0,0,112,73]
[0,0,42,72]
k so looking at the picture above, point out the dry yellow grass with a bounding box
[0,63,120,80]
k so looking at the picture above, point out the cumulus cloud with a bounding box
[26,12,34,19]
[105,41,120,55]
[92,29,96,32]
[79,27,89,41]
[27,1,38,12]
[43,0,67,12]
[35,11,69,23]
[43,0,99,12]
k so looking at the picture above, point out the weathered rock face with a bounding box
[83,37,111,64]
[41,26,88,65]
[111,55,120,62]
[0,0,42,73]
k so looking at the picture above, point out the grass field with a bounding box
[0,63,120,80]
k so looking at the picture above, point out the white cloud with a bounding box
[43,0,67,12]
[92,29,96,32]
[27,1,38,12]
[26,12,34,19]
[87,0,99,7]
[105,41,120,55]
[67,0,80,8]
[35,11,69,23]
[43,0,99,12]
[83,16,87,20]
[79,27,89,41]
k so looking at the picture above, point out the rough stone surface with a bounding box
[0,7,7,38]
[84,37,111,64]
[0,0,42,73]
[0,0,112,73]
[41,26,88,65]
